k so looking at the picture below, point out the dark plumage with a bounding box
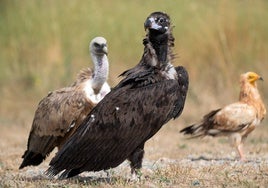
[46,11,189,179]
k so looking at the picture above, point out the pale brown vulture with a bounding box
[45,11,189,179]
[19,37,110,169]
[180,72,266,160]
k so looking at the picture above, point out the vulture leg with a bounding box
[128,143,145,181]
[229,133,245,161]
[236,144,245,161]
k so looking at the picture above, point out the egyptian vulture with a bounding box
[180,72,266,160]
[19,37,110,169]
[45,11,189,179]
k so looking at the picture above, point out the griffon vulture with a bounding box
[180,72,266,160]
[45,11,189,179]
[19,37,110,169]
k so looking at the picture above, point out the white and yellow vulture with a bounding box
[19,37,110,169]
[180,72,266,160]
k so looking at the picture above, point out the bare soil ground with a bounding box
[1,119,268,187]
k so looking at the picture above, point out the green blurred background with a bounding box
[1,0,267,128]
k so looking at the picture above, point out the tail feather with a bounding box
[180,124,203,135]
[59,168,81,179]
[180,124,208,139]
[19,150,46,169]
[45,166,62,178]
[180,109,221,138]
[45,166,81,179]
[19,134,59,169]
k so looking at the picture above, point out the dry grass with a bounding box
[1,119,268,187]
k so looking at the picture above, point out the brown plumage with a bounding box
[19,37,110,169]
[45,12,189,179]
[180,72,266,160]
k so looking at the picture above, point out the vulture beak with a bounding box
[144,17,163,31]
[245,72,264,83]
[102,44,108,55]
[144,16,169,34]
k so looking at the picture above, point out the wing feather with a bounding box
[21,86,95,167]
[213,102,256,131]
[31,86,94,137]
[47,76,188,176]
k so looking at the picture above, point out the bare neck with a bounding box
[91,53,109,93]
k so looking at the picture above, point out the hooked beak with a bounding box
[102,45,108,55]
[144,17,162,31]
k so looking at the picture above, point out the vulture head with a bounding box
[144,11,171,34]
[240,71,263,87]
[245,72,263,82]
[88,36,110,95]
[89,36,108,56]
[143,11,174,66]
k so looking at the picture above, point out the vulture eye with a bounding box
[248,75,254,79]
[94,43,100,48]
[158,17,165,23]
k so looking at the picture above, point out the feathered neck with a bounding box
[239,79,260,103]
[239,76,266,121]
[142,28,175,69]
[116,26,177,88]
[149,31,168,63]
[90,53,109,94]
[239,79,265,115]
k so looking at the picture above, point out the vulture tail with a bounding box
[45,166,61,177]
[180,109,221,138]
[180,121,213,138]
[45,167,81,179]
[180,124,205,138]
[59,168,81,179]
[19,150,45,169]
[19,135,57,169]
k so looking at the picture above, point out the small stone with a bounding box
[192,179,200,186]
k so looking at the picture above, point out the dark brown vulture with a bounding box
[45,11,189,179]
[180,72,266,160]
[19,37,110,169]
